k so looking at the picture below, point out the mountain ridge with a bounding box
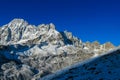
[0,18,116,80]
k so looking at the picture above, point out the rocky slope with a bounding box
[0,19,116,80]
[42,47,120,80]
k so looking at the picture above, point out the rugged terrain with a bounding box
[42,47,120,80]
[0,19,115,80]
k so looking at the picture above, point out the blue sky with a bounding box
[0,0,120,46]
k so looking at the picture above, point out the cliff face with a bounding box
[0,19,116,80]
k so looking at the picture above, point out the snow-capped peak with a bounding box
[8,18,28,28]
[0,18,116,80]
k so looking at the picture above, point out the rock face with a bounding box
[0,19,116,80]
[42,47,120,80]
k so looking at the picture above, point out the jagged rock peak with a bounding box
[10,18,25,22]
[0,19,64,45]
[49,23,55,29]
[6,18,56,30]
[8,18,28,28]
[38,23,56,31]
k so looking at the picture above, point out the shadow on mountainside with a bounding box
[60,32,73,45]
[0,44,36,63]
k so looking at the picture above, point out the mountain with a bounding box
[42,47,120,80]
[0,19,116,80]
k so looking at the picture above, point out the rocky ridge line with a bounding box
[0,19,116,80]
